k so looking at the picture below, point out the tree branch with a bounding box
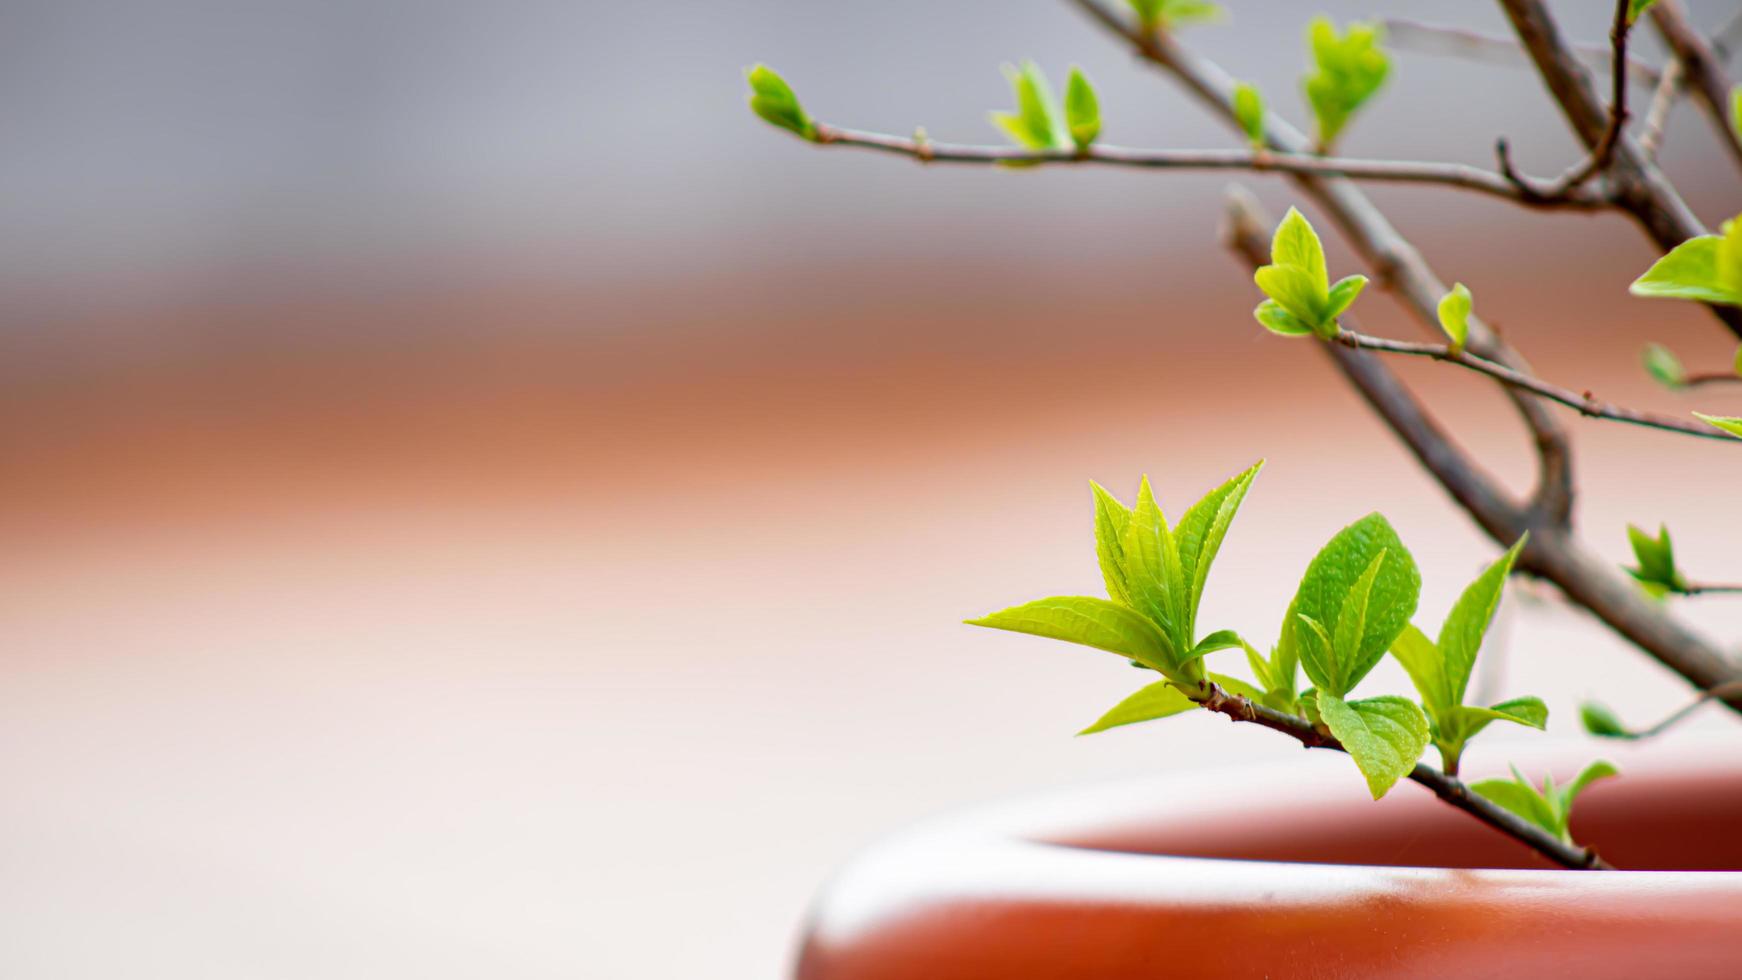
[804,124,1607,208]
[1381,16,1664,88]
[1496,0,1742,341]
[1497,0,1636,201]
[1331,328,1736,442]
[1648,0,1742,173]
[1194,683,1613,870]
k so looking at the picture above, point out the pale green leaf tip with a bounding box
[1694,412,1742,439]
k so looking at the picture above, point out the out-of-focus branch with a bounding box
[804,124,1607,208]
[1194,683,1613,870]
[1330,328,1736,441]
[1638,55,1685,160]
[1496,0,1742,341]
[1497,0,1634,202]
[1382,16,1663,88]
[1649,0,1742,172]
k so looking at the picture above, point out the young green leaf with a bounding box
[1642,343,1687,389]
[746,64,815,140]
[1732,85,1742,143]
[1382,537,1534,772]
[1064,68,1101,150]
[1438,536,1526,705]
[1232,81,1265,147]
[990,62,1069,152]
[1090,481,1134,607]
[1734,344,1742,378]
[1127,0,1225,31]
[967,596,1176,669]
[1173,460,1264,628]
[1694,412,1742,439]
[1318,694,1429,799]
[1579,700,1637,739]
[1302,17,1390,151]
[1624,523,1686,596]
[1630,216,1742,306]
[1254,299,1315,337]
[1437,283,1472,354]
[1474,761,1618,843]
[1079,680,1196,734]
[1252,208,1356,339]
[1121,477,1188,645]
[1288,513,1420,698]
[1627,0,1660,23]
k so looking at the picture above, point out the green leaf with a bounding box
[1078,680,1196,734]
[967,596,1176,669]
[1189,629,1245,662]
[1389,622,1449,710]
[1734,344,1742,378]
[1732,85,1742,143]
[1437,283,1471,353]
[1319,694,1428,799]
[1128,0,1224,30]
[1561,759,1619,810]
[1579,700,1637,739]
[1122,477,1185,644]
[1090,481,1134,607]
[1438,535,1526,704]
[1270,207,1329,294]
[1471,774,1559,835]
[1627,0,1660,24]
[1064,68,1100,150]
[1302,18,1390,150]
[1232,81,1265,146]
[1254,265,1326,326]
[1625,523,1684,594]
[1642,343,1687,389]
[1438,697,1548,746]
[1254,299,1314,336]
[1240,639,1276,692]
[1327,550,1388,688]
[1323,275,1368,323]
[1694,412,1742,439]
[992,62,1068,151]
[1173,461,1263,630]
[1288,513,1421,697]
[1630,236,1741,306]
[746,64,815,140]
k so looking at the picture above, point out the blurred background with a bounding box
[2,0,1740,976]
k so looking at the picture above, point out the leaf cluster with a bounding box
[970,459,1567,803]
[990,63,1101,154]
[1624,523,1687,598]
[1472,761,1618,844]
[1302,18,1389,152]
[745,65,814,141]
[1252,208,1367,338]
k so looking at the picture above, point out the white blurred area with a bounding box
[1,1,1740,978]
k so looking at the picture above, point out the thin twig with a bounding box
[1497,0,1742,341]
[1498,0,1635,201]
[1381,16,1663,88]
[1684,370,1742,388]
[1194,683,1613,870]
[806,124,1607,208]
[1649,0,1742,173]
[1637,55,1685,160]
[1331,328,1737,442]
[1606,680,1742,739]
[1682,583,1742,596]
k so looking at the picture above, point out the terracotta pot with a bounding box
[795,739,1742,978]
